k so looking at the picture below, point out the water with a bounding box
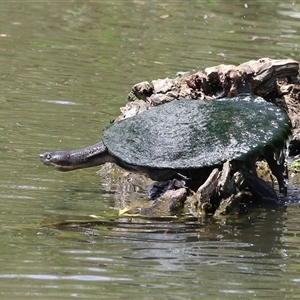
[1,1,300,299]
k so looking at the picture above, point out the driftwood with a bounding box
[127,57,299,102]
[125,58,300,156]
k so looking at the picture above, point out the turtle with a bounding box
[39,94,291,200]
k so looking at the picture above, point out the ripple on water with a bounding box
[41,99,77,105]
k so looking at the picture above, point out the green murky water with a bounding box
[1,1,300,299]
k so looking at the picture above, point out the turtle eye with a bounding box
[45,154,52,160]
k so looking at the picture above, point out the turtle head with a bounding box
[39,141,113,171]
[39,151,77,171]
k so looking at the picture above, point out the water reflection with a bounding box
[28,206,290,298]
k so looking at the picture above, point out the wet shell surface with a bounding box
[103,94,291,169]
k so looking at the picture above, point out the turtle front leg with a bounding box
[147,178,186,200]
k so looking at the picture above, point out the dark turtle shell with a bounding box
[103,94,291,169]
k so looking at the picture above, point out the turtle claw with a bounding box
[176,172,189,181]
[264,145,288,196]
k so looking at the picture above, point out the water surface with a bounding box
[1,1,300,299]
